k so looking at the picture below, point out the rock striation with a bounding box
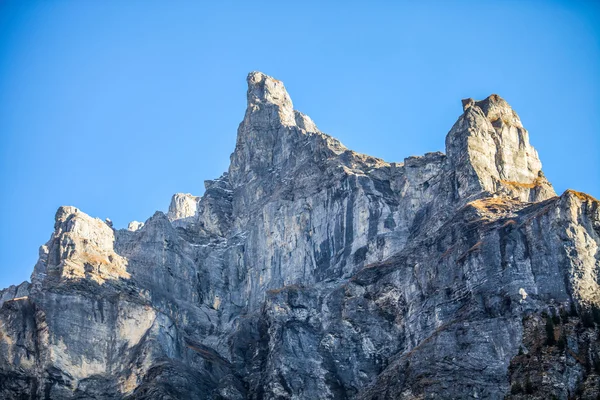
[1,72,599,399]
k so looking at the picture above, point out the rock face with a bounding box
[1,72,599,400]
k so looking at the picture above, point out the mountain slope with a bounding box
[1,72,598,399]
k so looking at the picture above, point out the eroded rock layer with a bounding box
[1,72,598,400]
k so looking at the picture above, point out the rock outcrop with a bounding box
[1,72,598,400]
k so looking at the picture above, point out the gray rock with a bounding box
[1,72,598,400]
[167,193,200,227]
[127,221,144,232]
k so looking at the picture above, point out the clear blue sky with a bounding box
[1,1,598,289]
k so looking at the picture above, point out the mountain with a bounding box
[1,72,599,399]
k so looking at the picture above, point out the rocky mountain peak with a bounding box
[243,71,320,132]
[447,94,555,202]
[242,71,300,131]
[461,94,522,128]
[229,72,339,189]
[246,72,293,112]
[1,72,599,400]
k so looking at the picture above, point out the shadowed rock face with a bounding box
[1,72,599,400]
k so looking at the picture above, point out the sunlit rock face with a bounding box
[167,193,200,227]
[1,72,599,400]
[448,95,555,202]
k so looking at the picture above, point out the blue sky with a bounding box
[0,1,598,289]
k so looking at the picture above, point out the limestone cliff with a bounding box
[1,72,598,399]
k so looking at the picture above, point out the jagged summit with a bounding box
[229,72,343,189]
[246,71,293,110]
[1,73,599,400]
[461,94,521,125]
[448,93,554,201]
[242,71,318,131]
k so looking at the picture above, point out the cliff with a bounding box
[1,72,598,399]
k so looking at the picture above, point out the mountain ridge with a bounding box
[1,72,599,399]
